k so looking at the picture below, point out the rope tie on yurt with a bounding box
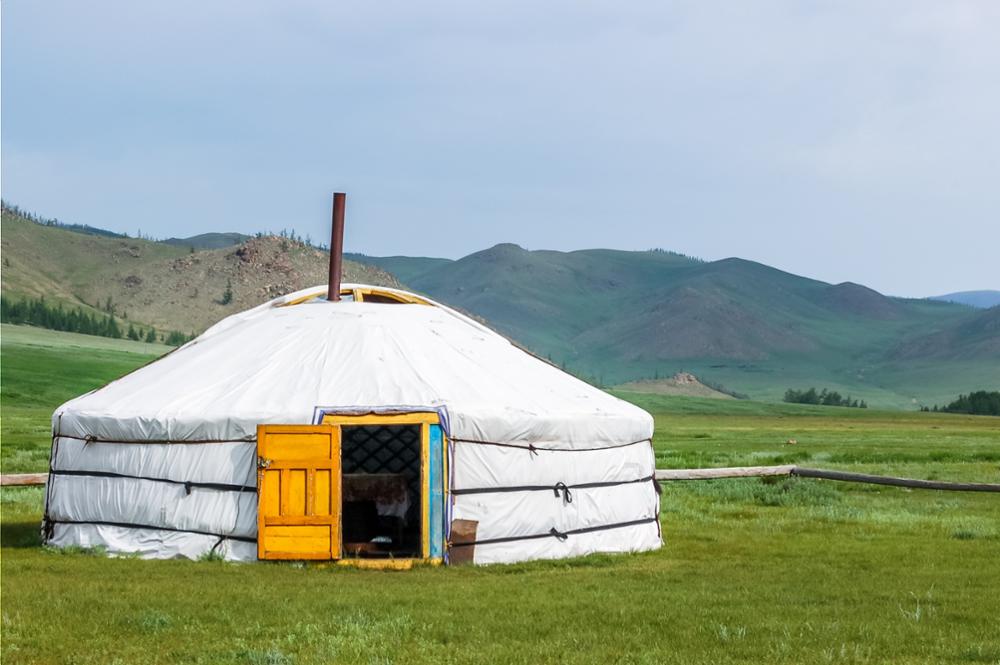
[553,482,573,504]
[651,477,663,495]
[210,537,227,556]
[448,516,659,548]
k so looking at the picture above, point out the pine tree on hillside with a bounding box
[0,295,136,341]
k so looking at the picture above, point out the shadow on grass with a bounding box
[1,520,42,548]
[1,486,45,548]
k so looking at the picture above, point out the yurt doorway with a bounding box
[255,413,446,564]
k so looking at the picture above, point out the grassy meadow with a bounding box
[2,324,999,664]
[0,324,172,473]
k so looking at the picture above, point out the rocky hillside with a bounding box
[1,212,400,334]
[615,373,736,399]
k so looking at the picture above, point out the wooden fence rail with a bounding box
[655,465,796,481]
[3,468,999,492]
[1,473,49,487]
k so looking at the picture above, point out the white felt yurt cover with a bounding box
[44,284,661,564]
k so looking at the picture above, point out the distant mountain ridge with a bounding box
[163,232,250,250]
[350,244,998,407]
[890,307,1000,361]
[929,290,1000,309]
[2,202,996,408]
[343,253,453,284]
[1,200,126,239]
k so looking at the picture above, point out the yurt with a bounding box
[42,197,661,566]
[42,283,660,565]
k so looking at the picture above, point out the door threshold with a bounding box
[335,558,443,570]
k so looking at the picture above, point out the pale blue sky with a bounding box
[2,1,997,296]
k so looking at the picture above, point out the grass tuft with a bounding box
[43,544,108,557]
[198,549,227,562]
[235,648,294,665]
[714,624,748,643]
[127,610,173,633]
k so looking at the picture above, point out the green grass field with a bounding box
[2,325,999,664]
[0,324,172,473]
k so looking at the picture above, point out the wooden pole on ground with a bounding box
[654,466,1000,492]
[790,467,1000,493]
[654,465,796,480]
[1,473,49,486]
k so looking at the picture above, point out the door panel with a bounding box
[257,425,341,560]
[314,470,331,515]
[260,469,282,517]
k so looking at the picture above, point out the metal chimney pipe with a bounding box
[327,192,346,301]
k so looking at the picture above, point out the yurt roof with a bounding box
[54,284,652,449]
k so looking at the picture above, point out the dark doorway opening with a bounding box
[340,424,422,558]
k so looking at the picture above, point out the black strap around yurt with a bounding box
[451,475,656,504]
[449,516,659,548]
[448,437,652,453]
[49,469,255,495]
[48,519,256,544]
[54,433,256,445]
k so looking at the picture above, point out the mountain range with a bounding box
[349,245,998,407]
[929,291,1000,309]
[2,207,997,408]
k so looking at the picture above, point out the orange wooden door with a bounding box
[257,424,341,560]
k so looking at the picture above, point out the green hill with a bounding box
[162,232,250,250]
[1,210,400,336]
[344,253,453,284]
[355,244,997,408]
[4,203,995,409]
[889,307,1000,361]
